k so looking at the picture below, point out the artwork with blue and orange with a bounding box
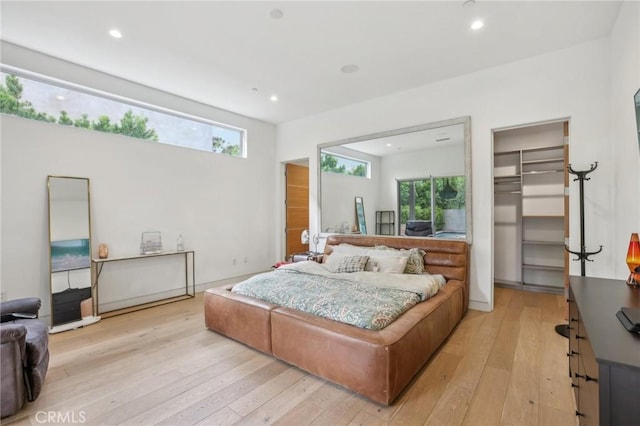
[51,239,90,272]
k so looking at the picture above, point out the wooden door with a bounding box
[285,164,309,257]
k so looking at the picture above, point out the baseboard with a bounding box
[469,299,491,312]
[195,271,270,293]
[49,315,101,334]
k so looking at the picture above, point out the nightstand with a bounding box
[289,252,324,263]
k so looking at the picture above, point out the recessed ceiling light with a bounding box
[463,0,476,8]
[341,64,359,74]
[470,20,484,30]
[270,9,283,19]
[270,95,278,102]
[56,95,65,101]
[109,28,123,39]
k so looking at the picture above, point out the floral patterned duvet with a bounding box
[231,261,445,331]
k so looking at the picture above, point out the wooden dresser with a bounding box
[568,276,640,425]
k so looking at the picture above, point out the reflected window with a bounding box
[0,69,246,157]
[398,176,466,238]
[320,152,369,178]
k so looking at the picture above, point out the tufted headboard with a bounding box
[324,234,470,312]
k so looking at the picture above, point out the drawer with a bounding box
[576,373,599,426]
[579,334,599,381]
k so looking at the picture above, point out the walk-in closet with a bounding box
[493,121,569,294]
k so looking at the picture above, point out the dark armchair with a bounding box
[1,297,49,418]
[405,220,433,237]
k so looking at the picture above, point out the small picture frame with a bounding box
[140,231,163,255]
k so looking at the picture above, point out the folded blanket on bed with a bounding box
[231,262,445,331]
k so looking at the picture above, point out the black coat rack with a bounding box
[556,162,603,338]
[565,162,603,272]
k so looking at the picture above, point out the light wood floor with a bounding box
[4,287,577,426]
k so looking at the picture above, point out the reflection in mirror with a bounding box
[635,88,640,148]
[354,197,367,234]
[319,116,471,243]
[48,176,99,333]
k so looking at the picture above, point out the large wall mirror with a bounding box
[47,176,95,331]
[319,116,472,243]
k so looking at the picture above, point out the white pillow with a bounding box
[330,243,371,256]
[365,252,409,273]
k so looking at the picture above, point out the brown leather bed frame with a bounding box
[204,234,469,405]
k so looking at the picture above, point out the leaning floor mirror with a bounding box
[47,176,100,333]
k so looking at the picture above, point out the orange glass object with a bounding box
[626,233,640,286]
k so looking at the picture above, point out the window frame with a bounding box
[320,150,371,178]
[0,64,247,157]
[397,175,466,235]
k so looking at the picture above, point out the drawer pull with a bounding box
[575,335,584,340]
[570,317,578,322]
[566,350,579,357]
[571,382,579,388]
[574,373,598,382]
[576,411,584,417]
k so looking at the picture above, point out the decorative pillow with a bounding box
[325,253,370,273]
[366,255,409,273]
[402,248,427,274]
[368,246,426,274]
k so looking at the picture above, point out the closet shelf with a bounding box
[522,158,564,165]
[494,180,521,185]
[494,150,521,156]
[522,145,565,154]
[494,174,521,180]
[521,170,564,175]
[522,240,565,246]
[522,264,564,272]
[522,214,564,218]
[495,190,522,194]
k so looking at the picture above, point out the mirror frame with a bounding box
[354,196,367,235]
[47,175,93,328]
[318,116,472,244]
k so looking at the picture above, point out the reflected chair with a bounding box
[0,297,49,418]
[405,220,433,237]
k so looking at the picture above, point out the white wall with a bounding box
[610,1,640,279]
[1,44,278,318]
[277,26,638,311]
[320,146,380,233]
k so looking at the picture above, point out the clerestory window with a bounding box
[0,67,247,157]
[320,151,370,178]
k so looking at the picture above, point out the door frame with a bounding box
[282,159,310,259]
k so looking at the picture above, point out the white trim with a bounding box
[49,315,101,334]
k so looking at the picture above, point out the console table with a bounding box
[568,276,640,425]
[92,250,195,316]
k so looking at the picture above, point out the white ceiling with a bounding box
[0,1,622,124]
[346,123,464,157]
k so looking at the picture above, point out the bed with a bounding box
[204,234,469,405]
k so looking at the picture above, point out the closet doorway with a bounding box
[493,120,569,296]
